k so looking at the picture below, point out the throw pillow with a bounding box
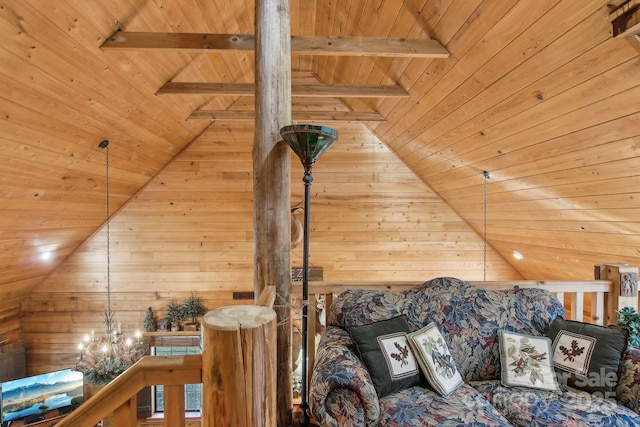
[499,330,560,392]
[348,315,421,398]
[547,317,629,398]
[407,322,463,397]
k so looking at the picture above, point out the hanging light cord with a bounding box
[100,140,111,314]
[483,171,491,281]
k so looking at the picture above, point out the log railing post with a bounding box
[596,263,639,325]
[201,305,277,426]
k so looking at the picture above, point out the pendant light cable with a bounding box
[99,140,111,313]
[483,171,491,281]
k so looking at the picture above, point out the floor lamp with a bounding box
[280,124,338,426]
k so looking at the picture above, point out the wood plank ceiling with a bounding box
[1,0,640,346]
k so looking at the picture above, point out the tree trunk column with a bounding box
[201,305,277,426]
[254,0,292,425]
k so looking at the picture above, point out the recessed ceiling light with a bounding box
[513,250,524,260]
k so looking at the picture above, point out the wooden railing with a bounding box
[56,286,277,427]
[55,355,202,427]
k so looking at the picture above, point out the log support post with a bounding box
[253,0,293,425]
[201,305,277,426]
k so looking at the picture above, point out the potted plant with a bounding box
[617,306,640,348]
[143,306,157,332]
[165,299,185,331]
[181,292,207,331]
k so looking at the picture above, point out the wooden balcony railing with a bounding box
[55,355,202,427]
[56,286,277,427]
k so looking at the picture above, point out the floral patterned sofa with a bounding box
[309,277,640,426]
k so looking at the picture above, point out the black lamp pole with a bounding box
[299,164,313,426]
[280,125,338,426]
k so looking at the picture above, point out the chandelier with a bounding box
[75,140,147,387]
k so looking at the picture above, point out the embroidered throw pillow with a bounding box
[499,330,560,392]
[547,317,629,398]
[407,322,463,397]
[348,315,421,398]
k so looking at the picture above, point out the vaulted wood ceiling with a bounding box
[2,0,640,322]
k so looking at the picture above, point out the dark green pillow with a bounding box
[348,315,421,398]
[547,317,629,398]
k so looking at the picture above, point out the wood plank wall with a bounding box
[20,122,521,375]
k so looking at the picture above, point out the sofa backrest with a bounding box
[328,277,565,382]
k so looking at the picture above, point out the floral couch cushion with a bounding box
[377,383,513,427]
[310,327,380,426]
[473,380,640,426]
[617,346,640,413]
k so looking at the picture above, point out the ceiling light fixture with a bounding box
[75,140,147,387]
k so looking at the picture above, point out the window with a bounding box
[153,345,202,413]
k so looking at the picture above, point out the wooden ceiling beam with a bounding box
[608,0,640,38]
[187,110,386,123]
[156,82,408,97]
[101,32,450,58]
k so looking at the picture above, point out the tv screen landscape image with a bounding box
[1,368,84,423]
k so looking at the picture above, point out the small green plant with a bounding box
[181,292,207,325]
[617,306,640,348]
[165,299,186,328]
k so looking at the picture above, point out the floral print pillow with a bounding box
[408,322,463,397]
[499,330,560,392]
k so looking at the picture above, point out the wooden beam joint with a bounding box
[608,0,640,38]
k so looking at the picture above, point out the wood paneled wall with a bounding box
[0,307,21,343]
[313,0,640,280]
[21,122,520,375]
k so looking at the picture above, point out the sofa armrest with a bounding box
[617,347,640,413]
[309,327,380,427]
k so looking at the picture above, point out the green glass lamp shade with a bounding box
[280,125,338,169]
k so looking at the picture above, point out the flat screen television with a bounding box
[1,368,83,425]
